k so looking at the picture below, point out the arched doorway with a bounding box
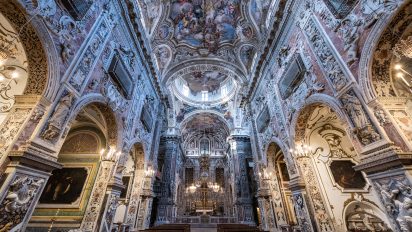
[291,103,392,231]
[28,102,121,231]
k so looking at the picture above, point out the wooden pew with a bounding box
[139,224,190,232]
[217,224,265,232]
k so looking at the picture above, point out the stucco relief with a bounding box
[304,17,347,92]
[41,91,75,142]
[0,108,31,156]
[374,176,412,232]
[340,90,381,145]
[0,175,45,231]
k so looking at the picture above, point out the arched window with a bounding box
[199,138,210,155]
[60,0,92,20]
[323,0,358,19]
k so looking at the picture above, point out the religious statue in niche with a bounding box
[341,93,368,129]
[39,168,88,204]
[340,91,380,145]
[329,160,366,190]
[42,91,75,141]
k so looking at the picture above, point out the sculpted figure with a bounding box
[341,93,368,129]
[339,15,363,65]
[42,92,74,140]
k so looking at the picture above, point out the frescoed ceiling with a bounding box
[182,70,229,94]
[136,0,280,142]
[137,0,278,93]
[181,112,229,142]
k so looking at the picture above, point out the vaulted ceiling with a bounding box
[137,0,279,106]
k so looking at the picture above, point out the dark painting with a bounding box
[330,160,366,189]
[39,168,88,204]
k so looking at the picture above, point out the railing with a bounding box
[174,216,237,224]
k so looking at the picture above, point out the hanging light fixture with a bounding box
[394,63,412,91]
[393,36,412,59]
[100,146,121,161]
[289,144,313,160]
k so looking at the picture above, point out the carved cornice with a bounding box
[256,188,271,198]
[288,176,306,192]
[107,178,125,193]
[355,146,412,174]
[124,0,168,106]
[229,135,251,142]
[8,143,62,172]
[240,0,290,107]
[160,135,181,142]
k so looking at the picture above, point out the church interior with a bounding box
[1,0,412,231]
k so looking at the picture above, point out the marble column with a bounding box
[80,158,121,232]
[355,147,412,232]
[256,182,276,231]
[229,136,255,225]
[289,176,315,232]
[136,175,155,230]
[295,158,335,232]
[100,178,124,232]
[125,165,145,229]
[267,169,289,228]
[0,146,62,231]
[154,135,180,225]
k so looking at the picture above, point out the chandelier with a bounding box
[258,168,272,180]
[394,64,412,91]
[393,36,412,59]
[289,144,313,160]
[100,146,121,161]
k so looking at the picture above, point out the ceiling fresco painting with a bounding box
[170,0,241,51]
[182,70,229,94]
[136,0,279,131]
[249,0,272,30]
[182,113,229,139]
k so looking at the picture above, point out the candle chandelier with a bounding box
[393,36,412,59]
[394,64,412,92]
[289,144,313,160]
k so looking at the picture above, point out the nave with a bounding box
[0,0,411,232]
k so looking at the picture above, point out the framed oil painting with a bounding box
[329,160,367,192]
[39,167,89,207]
